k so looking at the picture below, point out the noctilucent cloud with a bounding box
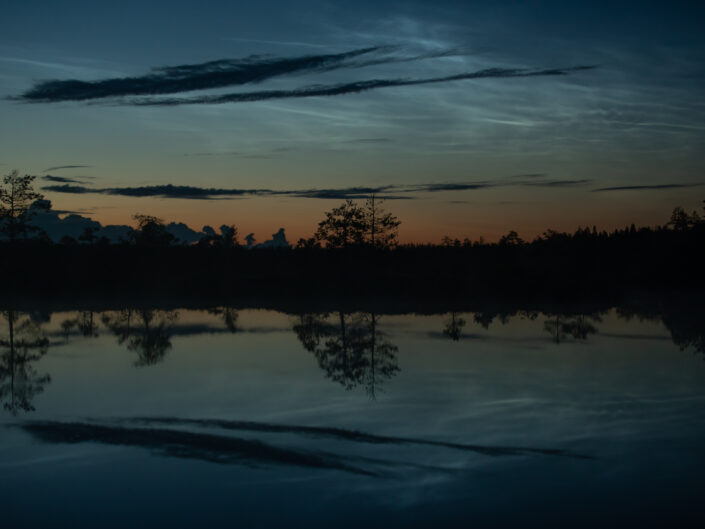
[2,0,704,242]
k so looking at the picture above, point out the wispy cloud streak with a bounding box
[41,176,590,200]
[14,47,470,103]
[129,66,596,106]
[42,175,90,184]
[521,179,592,187]
[40,183,403,200]
[16,422,378,476]
[43,164,91,172]
[17,47,385,102]
[11,42,595,106]
[592,183,704,192]
[132,417,592,459]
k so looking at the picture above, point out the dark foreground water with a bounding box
[1,306,704,528]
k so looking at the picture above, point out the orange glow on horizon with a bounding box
[45,189,695,245]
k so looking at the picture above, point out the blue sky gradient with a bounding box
[2,1,704,242]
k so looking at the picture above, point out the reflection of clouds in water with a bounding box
[15,417,591,483]
[128,416,589,458]
[1,302,705,524]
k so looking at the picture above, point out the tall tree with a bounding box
[364,193,401,249]
[0,170,45,242]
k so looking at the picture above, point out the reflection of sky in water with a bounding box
[1,309,705,527]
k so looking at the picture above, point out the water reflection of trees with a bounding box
[443,312,466,341]
[544,314,601,344]
[207,307,239,333]
[102,309,178,366]
[0,310,51,414]
[473,310,514,329]
[293,312,399,398]
[60,311,100,338]
[662,312,704,358]
[619,302,705,358]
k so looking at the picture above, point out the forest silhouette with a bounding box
[1,170,704,300]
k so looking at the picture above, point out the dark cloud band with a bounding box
[43,175,89,184]
[41,183,401,200]
[592,183,703,192]
[42,176,590,200]
[43,164,91,172]
[12,43,595,106]
[14,47,473,103]
[129,66,596,106]
[17,47,386,102]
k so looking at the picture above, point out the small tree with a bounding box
[499,230,524,246]
[198,224,239,248]
[314,199,367,248]
[364,193,400,249]
[78,226,99,245]
[0,170,45,242]
[669,206,700,230]
[296,236,321,249]
[128,214,174,247]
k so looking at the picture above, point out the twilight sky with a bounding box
[2,0,704,243]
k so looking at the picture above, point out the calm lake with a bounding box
[2,306,704,527]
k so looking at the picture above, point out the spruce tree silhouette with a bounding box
[364,193,401,249]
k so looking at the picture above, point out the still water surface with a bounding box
[1,307,704,527]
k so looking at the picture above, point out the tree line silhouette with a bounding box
[1,170,704,298]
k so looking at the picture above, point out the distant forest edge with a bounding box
[1,170,704,299]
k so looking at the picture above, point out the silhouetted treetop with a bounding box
[313,195,401,249]
[198,225,239,248]
[315,200,367,248]
[499,230,524,246]
[129,214,175,247]
[365,194,401,249]
[0,170,45,242]
[669,206,701,230]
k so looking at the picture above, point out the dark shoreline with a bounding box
[0,285,699,317]
[1,222,702,314]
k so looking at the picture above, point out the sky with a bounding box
[1,0,704,243]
